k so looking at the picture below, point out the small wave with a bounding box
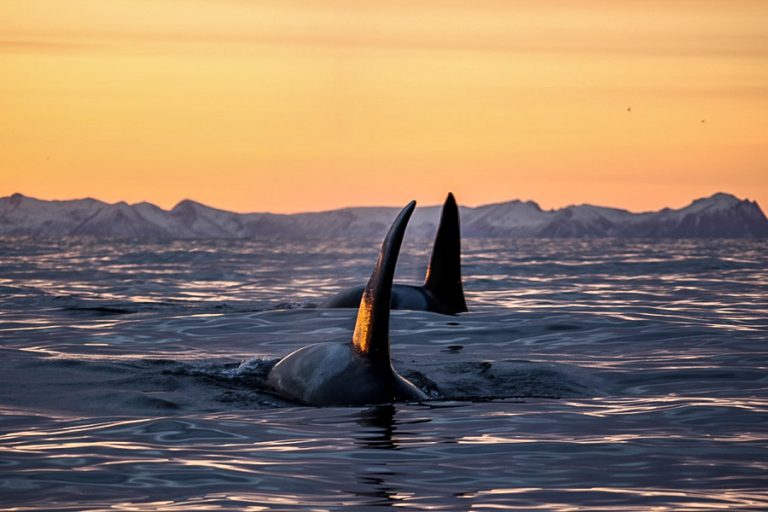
[402,359,610,401]
[47,296,319,316]
[2,352,608,417]
[168,356,608,406]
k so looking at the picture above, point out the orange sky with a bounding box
[1,0,767,213]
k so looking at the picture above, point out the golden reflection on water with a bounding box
[574,396,768,416]
[482,396,768,418]
[0,419,149,441]
[1,239,767,511]
[9,441,161,453]
[177,459,274,474]
[111,497,270,511]
[458,433,677,445]
[459,487,768,510]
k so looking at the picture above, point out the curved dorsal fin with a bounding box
[423,193,468,313]
[352,201,416,363]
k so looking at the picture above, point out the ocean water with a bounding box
[1,237,767,511]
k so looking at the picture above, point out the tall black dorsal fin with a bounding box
[352,201,416,363]
[423,193,468,313]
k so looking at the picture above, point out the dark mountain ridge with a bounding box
[1,192,766,239]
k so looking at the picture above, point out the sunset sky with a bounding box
[1,0,767,213]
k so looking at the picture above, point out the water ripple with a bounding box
[1,238,767,510]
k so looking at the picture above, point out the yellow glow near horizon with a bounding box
[1,1,767,213]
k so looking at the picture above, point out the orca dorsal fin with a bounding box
[352,200,416,363]
[423,193,468,314]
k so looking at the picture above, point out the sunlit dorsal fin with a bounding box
[423,193,468,313]
[352,200,416,363]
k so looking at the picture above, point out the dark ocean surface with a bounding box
[1,237,767,511]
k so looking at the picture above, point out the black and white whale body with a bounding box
[268,201,428,406]
[321,193,468,315]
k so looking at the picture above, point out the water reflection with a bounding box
[355,404,399,450]
[2,238,768,510]
[350,405,404,509]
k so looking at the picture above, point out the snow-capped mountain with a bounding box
[0,192,766,239]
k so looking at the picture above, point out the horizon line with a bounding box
[1,191,754,217]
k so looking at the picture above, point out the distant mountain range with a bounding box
[1,192,767,239]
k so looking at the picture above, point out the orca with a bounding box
[321,193,468,315]
[268,201,428,406]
